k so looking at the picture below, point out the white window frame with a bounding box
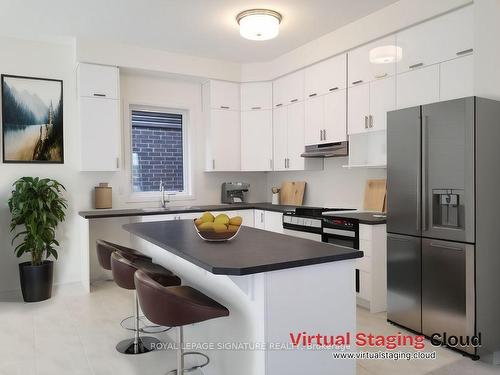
[124,103,193,203]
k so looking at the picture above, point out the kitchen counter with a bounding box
[125,219,358,375]
[323,211,387,225]
[123,220,363,275]
[78,202,299,219]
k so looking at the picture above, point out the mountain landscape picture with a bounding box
[2,75,63,163]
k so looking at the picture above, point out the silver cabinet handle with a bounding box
[409,62,424,69]
[286,158,290,168]
[290,98,299,103]
[319,129,323,141]
[284,158,287,168]
[275,103,283,107]
[369,115,374,128]
[308,93,317,97]
[93,93,106,97]
[364,116,369,129]
[220,105,230,109]
[352,80,363,85]
[456,48,473,56]
[323,129,327,140]
[375,73,388,79]
[269,159,273,169]
[212,159,215,170]
[251,106,262,110]
[116,157,120,169]
[329,87,339,92]
[261,212,264,223]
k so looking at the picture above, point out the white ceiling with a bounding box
[0,0,399,63]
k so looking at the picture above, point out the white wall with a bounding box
[474,0,500,100]
[241,0,472,81]
[76,38,242,82]
[0,37,266,293]
[0,36,100,292]
[266,158,386,209]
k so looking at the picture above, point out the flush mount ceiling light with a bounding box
[369,45,403,64]
[236,9,282,41]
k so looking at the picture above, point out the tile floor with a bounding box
[0,281,498,375]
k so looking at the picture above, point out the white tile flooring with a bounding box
[0,281,498,375]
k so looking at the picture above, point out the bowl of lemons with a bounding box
[194,212,243,241]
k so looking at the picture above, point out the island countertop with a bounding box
[123,220,363,275]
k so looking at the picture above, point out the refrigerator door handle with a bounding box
[429,242,463,251]
[422,114,429,232]
[416,174,420,233]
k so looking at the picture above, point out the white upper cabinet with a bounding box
[273,70,304,107]
[440,54,474,102]
[205,109,241,171]
[273,105,288,171]
[396,5,473,74]
[241,110,273,171]
[369,76,396,132]
[348,83,370,135]
[396,64,440,109]
[324,89,347,143]
[305,89,347,145]
[80,97,121,171]
[348,35,397,87]
[241,82,272,110]
[286,102,305,171]
[304,54,347,98]
[207,80,240,110]
[78,63,119,99]
[78,63,121,171]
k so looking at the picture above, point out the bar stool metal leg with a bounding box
[167,326,210,374]
[116,291,162,355]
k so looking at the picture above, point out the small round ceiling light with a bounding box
[369,45,403,64]
[236,9,282,41]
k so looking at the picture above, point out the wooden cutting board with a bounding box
[364,179,387,212]
[280,181,306,206]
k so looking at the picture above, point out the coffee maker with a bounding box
[221,182,249,204]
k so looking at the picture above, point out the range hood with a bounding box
[301,141,348,158]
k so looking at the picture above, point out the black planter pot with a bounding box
[19,260,54,302]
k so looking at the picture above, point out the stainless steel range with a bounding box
[282,207,355,241]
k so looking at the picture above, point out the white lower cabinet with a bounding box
[440,54,474,102]
[396,64,440,109]
[356,224,387,313]
[254,210,283,233]
[264,211,284,234]
[241,110,273,171]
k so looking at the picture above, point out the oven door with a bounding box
[321,227,359,249]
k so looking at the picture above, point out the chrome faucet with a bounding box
[159,180,169,208]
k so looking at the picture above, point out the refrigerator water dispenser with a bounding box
[432,189,462,228]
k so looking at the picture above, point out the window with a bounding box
[131,108,187,194]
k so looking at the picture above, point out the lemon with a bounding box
[214,213,230,225]
[229,216,243,226]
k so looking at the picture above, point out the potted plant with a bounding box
[8,177,67,302]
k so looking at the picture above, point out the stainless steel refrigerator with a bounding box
[387,97,500,359]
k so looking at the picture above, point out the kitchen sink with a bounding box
[140,206,203,212]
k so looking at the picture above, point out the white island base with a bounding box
[133,236,356,375]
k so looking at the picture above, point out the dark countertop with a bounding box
[123,220,363,275]
[323,211,387,225]
[79,202,299,219]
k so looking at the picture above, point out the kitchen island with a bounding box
[123,220,362,375]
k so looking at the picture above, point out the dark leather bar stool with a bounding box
[134,269,229,374]
[111,252,182,355]
[96,239,152,271]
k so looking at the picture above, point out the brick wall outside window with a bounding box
[131,110,184,192]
